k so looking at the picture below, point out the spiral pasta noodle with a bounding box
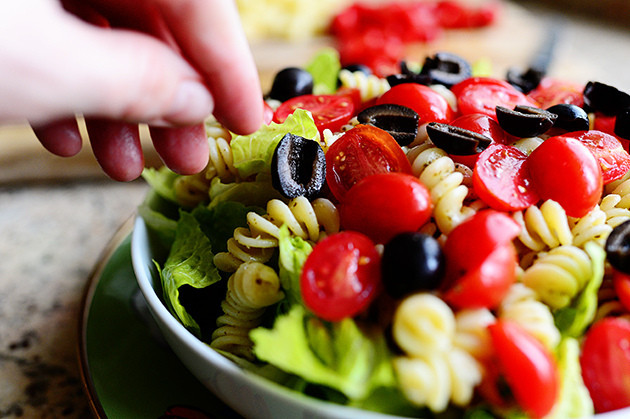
[452,308,495,361]
[512,200,573,253]
[600,193,630,228]
[521,245,592,309]
[498,283,561,349]
[338,69,390,102]
[213,197,340,272]
[407,143,478,235]
[569,204,612,248]
[210,261,284,360]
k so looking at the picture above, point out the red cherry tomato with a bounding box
[325,124,412,201]
[594,113,630,153]
[273,94,355,136]
[556,130,630,184]
[456,78,539,120]
[473,143,540,211]
[451,77,514,97]
[442,210,520,309]
[527,77,584,109]
[449,113,508,144]
[580,317,630,413]
[377,83,454,124]
[300,231,381,321]
[336,86,362,112]
[262,101,274,125]
[488,320,559,418]
[527,135,603,218]
[613,271,630,312]
[340,172,432,244]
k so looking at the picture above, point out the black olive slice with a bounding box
[615,108,630,140]
[357,104,419,146]
[271,133,325,199]
[583,81,630,116]
[506,67,545,94]
[268,67,314,102]
[419,52,472,88]
[426,122,492,155]
[496,105,558,137]
[546,103,590,132]
[605,220,630,274]
[381,232,446,298]
[386,72,432,88]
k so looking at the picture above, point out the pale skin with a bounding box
[0,0,263,181]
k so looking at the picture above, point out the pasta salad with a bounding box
[140,49,630,418]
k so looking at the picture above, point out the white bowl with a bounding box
[131,215,630,419]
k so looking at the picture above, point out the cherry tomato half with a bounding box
[449,113,508,144]
[527,77,584,109]
[527,135,603,218]
[300,231,381,321]
[273,94,355,136]
[580,317,630,413]
[473,143,540,211]
[340,172,432,244]
[325,124,412,201]
[613,270,630,312]
[488,320,559,418]
[377,83,454,124]
[557,130,630,184]
[456,78,539,120]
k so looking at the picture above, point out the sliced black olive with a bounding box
[386,61,432,87]
[496,105,558,137]
[605,220,630,274]
[615,108,630,140]
[546,103,590,132]
[419,52,472,88]
[506,67,545,94]
[268,67,314,102]
[357,104,419,146]
[271,133,325,199]
[426,122,492,155]
[583,81,630,116]
[381,232,446,298]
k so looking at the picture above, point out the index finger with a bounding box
[157,0,263,135]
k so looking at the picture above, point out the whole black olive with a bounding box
[615,108,630,140]
[507,67,545,94]
[583,81,630,116]
[605,220,630,274]
[426,122,492,155]
[546,103,590,132]
[357,104,419,146]
[419,52,472,88]
[496,105,557,138]
[268,67,314,102]
[271,133,325,199]
[381,232,446,298]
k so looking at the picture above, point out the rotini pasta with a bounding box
[213,197,340,272]
[512,200,573,253]
[521,245,592,309]
[569,204,612,248]
[338,69,390,102]
[600,193,630,228]
[210,261,284,360]
[452,308,495,361]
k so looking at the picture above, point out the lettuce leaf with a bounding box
[554,242,605,337]
[250,305,396,401]
[192,202,262,254]
[230,109,319,178]
[160,211,220,337]
[277,224,311,307]
[207,175,284,210]
[306,47,341,95]
[141,166,180,204]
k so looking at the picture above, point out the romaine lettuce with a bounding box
[306,47,342,95]
[277,224,311,307]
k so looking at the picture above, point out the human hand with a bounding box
[1,0,263,181]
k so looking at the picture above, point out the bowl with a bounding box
[132,215,630,419]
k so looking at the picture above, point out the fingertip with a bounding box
[215,97,264,136]
[32,118,83,157]
[150,124,209,175]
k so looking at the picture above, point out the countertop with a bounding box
[0,2,629,418]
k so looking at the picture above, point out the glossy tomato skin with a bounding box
[340,172,432,244]
[488,320,559,418]
[325,124,412,201]
[273,94,355,136]
[300,231,381,321]
[580,317,630,413]
[527,77,584,109]
[473,143,540,211]
[613,271,630,312]
[556,130,630,184]
[449,113,508,144]
[377,83,454,124]
[442,210,520,309]
[456,78,539,120]
[527,135,603,218]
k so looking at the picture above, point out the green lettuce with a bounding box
[192,202,262,254]
[277,224,311,306]
[141,166,179,204]
[306,47,341,95]
[207,175,284,210]
[230,109,318,178]
[250,305,396,401]
[554,241,605,337]
[160,211,220,337]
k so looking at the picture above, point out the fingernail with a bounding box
[165,80,213,124]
